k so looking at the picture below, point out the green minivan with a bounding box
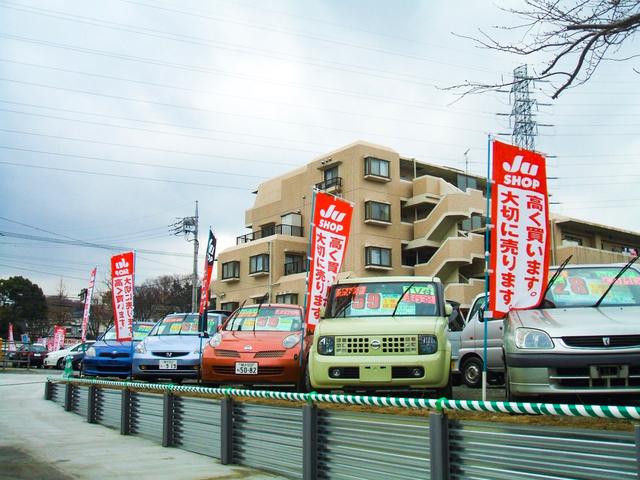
[307,276,452,395]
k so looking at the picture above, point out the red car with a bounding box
[200,304,310,388]
[7,343,47,368]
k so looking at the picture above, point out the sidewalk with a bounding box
[0,371,284,480]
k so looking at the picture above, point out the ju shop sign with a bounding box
[489,140,550,316]
[305,191,354,329]
[111,251,135,341]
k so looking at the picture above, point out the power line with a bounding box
[0,262,88,281]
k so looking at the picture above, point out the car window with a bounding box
[468,296,486,323]
[224,307,302,332]
[103,323,154,340]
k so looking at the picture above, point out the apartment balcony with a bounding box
[236,224,304,245]
[555,245,633,266]
[315,176,342,193]
[284,259,308,276]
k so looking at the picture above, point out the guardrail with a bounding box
[46,377,640,480]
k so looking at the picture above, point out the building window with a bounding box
[365,201,391,223]
[324,165,339,182]
[260,223,275,238]
[249,254,269,274]
[365,246,391,267]
[276,293,298,305]
[562,234,583,247]
[221,302,239,312]
[457,174,477,191]
[284,253,306,275]
[364,157,390,178]
[221,261,240,280]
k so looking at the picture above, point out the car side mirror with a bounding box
[319,306,326,319]
[444,303,453,316]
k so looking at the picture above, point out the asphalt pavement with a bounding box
[0,370,285,480]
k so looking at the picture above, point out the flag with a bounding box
[305,191,354,330]
[81,267,97,342]
[53,326,65,351]
[8,323,16,351]
[198,229,217,331]
[111,251,135,341]
[489,140,550,316]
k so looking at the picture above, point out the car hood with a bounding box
[142,335,202,351]
[316,316,445,336]
[218,331,299,351]
[93,340,138,352]
[513,306,640,337]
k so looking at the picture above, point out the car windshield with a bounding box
[327,282,440,318]
[544,266,640,308]
[103,323,154,341]
[224,306,302,332]
[151,313,222,335]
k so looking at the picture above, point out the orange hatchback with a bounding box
[200,304,309,388]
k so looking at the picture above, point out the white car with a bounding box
[44,341,95,369]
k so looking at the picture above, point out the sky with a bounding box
[1,0,639,297]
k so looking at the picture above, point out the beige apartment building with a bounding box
[212,141,640,310]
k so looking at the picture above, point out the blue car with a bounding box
[83,322,155,377]
[132,312,227,382]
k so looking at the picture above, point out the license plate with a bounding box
[235,362,258,375]
[159,360,177,370]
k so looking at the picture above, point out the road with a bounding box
[0,370,284,480]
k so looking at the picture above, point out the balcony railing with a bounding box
[284,259,308,276]
[236,224,304,245]
[315,176,342,191]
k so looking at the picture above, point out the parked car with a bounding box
[6,343,47,368]
[82,322,155,377]
[132,312,228,382]
[307,276,452,395]
[44,341,95,369]
[200,304,307,388]
[504,262,640,400]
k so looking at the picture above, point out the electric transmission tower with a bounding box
[170,201,199,312]
[509,65,537,150]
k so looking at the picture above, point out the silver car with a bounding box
[504,262,640,400]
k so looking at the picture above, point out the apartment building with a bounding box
[212,141,640,309]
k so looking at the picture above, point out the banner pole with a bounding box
[299,188,317,369]
[483,135,492,402]
[130,250,136,380]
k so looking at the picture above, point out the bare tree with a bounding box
[450,1,640,99]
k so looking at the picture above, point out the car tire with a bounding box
[462,357,483,389]
[303,365,313,393]
[56,358,64,370]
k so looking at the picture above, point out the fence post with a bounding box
[44,380,53,400]
[162,392,175,447]
[64,383,73,411]
[220,397,234,465]
[635,425,639,479]
[303,404,318,480]
[120,389,131,435]
[87,385,97,424]
[429,412,450,480]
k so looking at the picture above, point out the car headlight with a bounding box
[282,334,301,349]
[134,342,146,354]
[317,336,335,356]
[418,335,438,354]
[208,333,222,348]
[515,328,554,349]
[85,347,96,357]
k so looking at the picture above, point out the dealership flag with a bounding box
[53,325,66,351]
[81,267,97,343]
[111,251,135,341]
[198,229,217,321]
[305,191,354,329]
[489,140,550,316]
[7,323,15,351]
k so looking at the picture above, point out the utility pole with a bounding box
[170,201,199,312]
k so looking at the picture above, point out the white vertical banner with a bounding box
[81,267,97,343]
[111,251,135,341]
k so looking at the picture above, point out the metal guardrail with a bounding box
[45,378,640,480]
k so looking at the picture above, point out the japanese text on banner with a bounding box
[111,251,135,341]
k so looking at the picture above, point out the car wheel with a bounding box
[303,365,313,393]
[462,357,483,389]
[56,358,64,370]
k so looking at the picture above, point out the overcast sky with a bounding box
[1,0,639,297]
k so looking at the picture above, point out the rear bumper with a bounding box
[201,354,303,384]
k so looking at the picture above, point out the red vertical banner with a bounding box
[111,251,135,341]
[53,325,66,351]
[305,192,354,330]
[81,267,97,343]
[489,140,550,316]
[198,229,217,317]
[7,323,16,351]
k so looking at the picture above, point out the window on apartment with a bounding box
[365,201,391,223]
[284,253,306,275]
[221,261,240,280]
[260,223,275,238]
[562,234,583,247]
[365,246,392,267]
[364,156,390,178]
[249,254,269,274]
[276,293,299,305]
[221,302,239,312]
[324,165,339,182]
[460,214,484,232]
[457,174,477,191]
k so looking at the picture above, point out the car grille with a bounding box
[562,335,640,348]
[254,350,285,358]
[214,349,240,357]
[151,351,189,358]
[98,352,129,358]
[212,366,284,375]
[95,365,130,372]
[550,365,640,389]
[335,336,418,355]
